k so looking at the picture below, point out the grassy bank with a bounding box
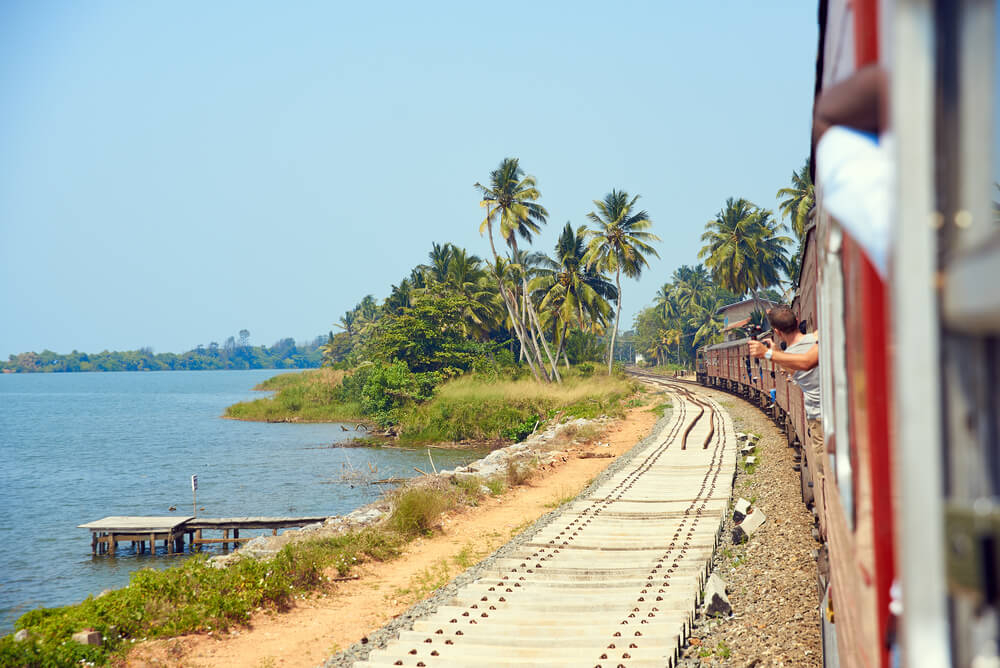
[0,474,519,666]
[399,374,635,443]
[225,367,637,444]
[224,368,363,422]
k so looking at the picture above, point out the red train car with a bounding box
[701,1,999,666]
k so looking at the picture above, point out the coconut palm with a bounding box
[385,279,414,314]
[698,198,791,314]
[319,331,338,366]
[475,158,555,381]
[748,209,792,295]
[583,190,660,374]
[689,299,726,347]
[335,310,357,341]
[776,159,814,241]
[531,223,616,364]
[423,242,454,283]
[670,265,713,313]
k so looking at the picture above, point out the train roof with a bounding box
[702,338,751,351]
[701,332,776,352]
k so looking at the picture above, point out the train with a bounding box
[694,1,999,667]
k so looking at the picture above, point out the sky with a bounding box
[0,1,819,359]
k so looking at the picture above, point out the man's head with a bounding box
[767,306,799,344]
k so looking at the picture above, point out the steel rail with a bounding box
[348,380,737,668]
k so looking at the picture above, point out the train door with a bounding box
[895,0,1000,666]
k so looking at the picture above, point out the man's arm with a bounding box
[748,340,819,371]
[812,65,887,146]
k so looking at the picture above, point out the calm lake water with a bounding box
[0,370,480,633]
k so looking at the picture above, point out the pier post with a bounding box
[109,535,117,556]
[91,533,97,556]
[196,529,202,551]
[222,529,229,551]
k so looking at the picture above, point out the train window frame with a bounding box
[820,217,856,529]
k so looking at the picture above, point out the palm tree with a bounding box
[319,331,338,366]
[475,158,554,381]
[658,328,683,366]
[689,299,726,347]
[335,311,357,341]
[748,209,792,297]
[583,190,660,374]
[698,198,790,314]
[444,247,502,340]
[670,264,713,313]
[531,223,616,365]
[351,295,381,341]
[385,279,414,314]
[423,242,454,283]
[776,159,814,241]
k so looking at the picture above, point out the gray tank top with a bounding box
[786,334,820,420]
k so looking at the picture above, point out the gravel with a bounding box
[320,381,823,668]
[320,407,676,668]
[676,385,822,667]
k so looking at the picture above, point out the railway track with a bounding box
[350,378,737,668]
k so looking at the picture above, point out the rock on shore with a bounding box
[208,416,609,568]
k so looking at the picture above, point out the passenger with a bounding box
[748,307,822,469]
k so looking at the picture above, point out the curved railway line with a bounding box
[350,377,737,668]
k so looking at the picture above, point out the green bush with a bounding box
[501,414,539,442]
[387,486,455,535]
[3,527,405,666]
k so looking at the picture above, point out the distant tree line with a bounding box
[1,331,324,373]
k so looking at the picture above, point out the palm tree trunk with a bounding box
[559,322,570,369]
[523,276,562,383]
[485,214,543,382]
[513,282,551,382]
[510,238,560,383]
[502,288,542,381]
[607,268,622,375]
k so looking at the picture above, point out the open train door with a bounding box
[891,0,1000,666]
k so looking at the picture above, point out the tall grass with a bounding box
[0,527,403,666]
[225,369,362,422]
[255,368,346,391]
[399,374,635,443]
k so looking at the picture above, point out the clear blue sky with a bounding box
[0,1,818,358]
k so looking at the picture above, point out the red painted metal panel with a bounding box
[841,234,895,668]
[852,0,880,65]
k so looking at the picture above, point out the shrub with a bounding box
[387,486,455,535]
[505,458,535,487]
[2,525,406,666]
[576,362,596,377]
[501,414,539,442]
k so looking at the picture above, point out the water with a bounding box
[0,370,480,633]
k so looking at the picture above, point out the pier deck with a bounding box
[79,515,328,556]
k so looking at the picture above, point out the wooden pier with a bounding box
[79,515,328,556]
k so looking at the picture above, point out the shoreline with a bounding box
[2,393,656,665]
[124,398,665,667]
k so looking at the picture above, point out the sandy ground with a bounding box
[125,400,660,668]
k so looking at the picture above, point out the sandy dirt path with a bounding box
[126,400,661,668]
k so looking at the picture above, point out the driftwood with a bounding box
[371,477,408,485]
